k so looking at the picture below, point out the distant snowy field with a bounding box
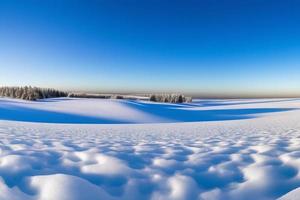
[0,97,300,200]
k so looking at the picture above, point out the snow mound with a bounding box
[29,174,114,200]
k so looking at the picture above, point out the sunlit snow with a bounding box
[0,97,300,200]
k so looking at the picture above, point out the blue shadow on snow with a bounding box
[0,99,296,124]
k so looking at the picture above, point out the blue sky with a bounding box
[0,0,300,97]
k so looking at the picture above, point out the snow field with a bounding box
[0,98,300,199]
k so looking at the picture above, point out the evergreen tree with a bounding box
[0,86,68,101]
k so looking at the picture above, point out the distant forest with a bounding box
[0,86,192,103]
[0,86,68,101]
[149,94,192,103]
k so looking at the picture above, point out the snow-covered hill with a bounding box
[0,97,300,200]
[0,97,296,124]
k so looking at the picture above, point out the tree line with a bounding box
[149,94,192,103]
[0,86,68,101]
[67,93,134,100]
[0,86,192,103]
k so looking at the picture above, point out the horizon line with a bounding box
[0,85,299,99]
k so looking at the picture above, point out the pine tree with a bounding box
[0,86,68,101]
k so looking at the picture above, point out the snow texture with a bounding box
[0,97,300,200]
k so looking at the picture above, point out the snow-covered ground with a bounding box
[0,97,300,200]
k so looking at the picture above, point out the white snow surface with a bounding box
[278,187,300,200]
[0,97,300,199]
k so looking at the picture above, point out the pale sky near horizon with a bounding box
[1,0,300,97]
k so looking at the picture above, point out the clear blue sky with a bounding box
[0,0,300,97]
